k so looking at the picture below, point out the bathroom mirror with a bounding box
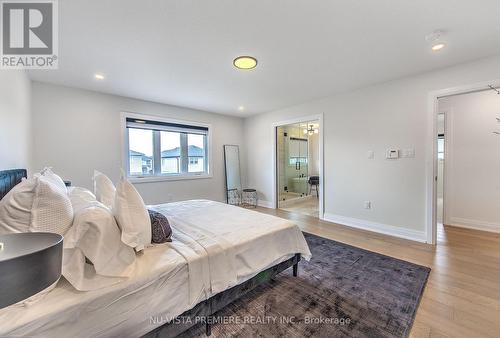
[224,145,242,204]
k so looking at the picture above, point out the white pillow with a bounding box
[63,200,136,291]
[30,175,74,235]
[93,170,116,209]
[68,186,97,213]
[0,177,37,234]
[113,172,151,252]
[39,167,67,193]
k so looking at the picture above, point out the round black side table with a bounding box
[0,232,63,309]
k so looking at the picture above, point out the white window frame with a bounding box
[121,112,213,183]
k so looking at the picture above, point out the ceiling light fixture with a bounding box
[238,106,245,111]
[431,43,445,51]
[94,74,105,80]
[426,30,446,52]
[233,56,257,70]
[304,124,318,135]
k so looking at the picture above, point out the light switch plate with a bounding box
[367,150,374,159]
[401,148,415,158]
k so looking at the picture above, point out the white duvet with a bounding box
[0,200,311,338]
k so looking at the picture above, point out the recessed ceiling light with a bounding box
[233,56,257,70]
[426,30,446,52]
[94,74,105,80]
[431,43,445,51]
[238,106,245,111]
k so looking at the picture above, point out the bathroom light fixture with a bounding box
[233,56,257,70]
[94,74,105,80]
[305,124,318,135]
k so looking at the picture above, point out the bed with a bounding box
[0,169,311,338]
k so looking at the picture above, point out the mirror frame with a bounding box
[223,144,242,204]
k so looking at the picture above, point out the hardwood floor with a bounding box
[280,197,319,217]
[254,207,500,338]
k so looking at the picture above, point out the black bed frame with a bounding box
[0,169,302,338]
[143,253,301,338]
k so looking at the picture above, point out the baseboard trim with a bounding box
[448,217,500,234]
[258,200,275,208]
[323,213,427,243]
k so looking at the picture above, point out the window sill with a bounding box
[128,173,213,184]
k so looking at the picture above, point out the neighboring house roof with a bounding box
[129,150,152,161]
[161,145,204,157]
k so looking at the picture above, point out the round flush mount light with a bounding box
[238,106,245,111]
[233,56,257,70]
[94,74,105,80]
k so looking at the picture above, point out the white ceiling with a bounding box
[28,0,500,117]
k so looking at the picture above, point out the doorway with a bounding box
[436,112,446,229]
[430,83,500,243]
[275,119,321,218]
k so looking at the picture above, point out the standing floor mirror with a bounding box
[224,145,242,205]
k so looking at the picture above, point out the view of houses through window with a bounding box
[127,123,207,177]
[128,128,153,175]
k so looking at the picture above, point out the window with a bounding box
[437,136,445,160]
[160,131,180,174]
[188,134,205,173]
[124,114,210,180]
[128,128,153,175]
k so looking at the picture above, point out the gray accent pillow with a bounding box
[148,209,172,244]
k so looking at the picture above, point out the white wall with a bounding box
[0,71,31,172]
[438,91,500,233]
[244,55,500,242]
[31,82,246,204]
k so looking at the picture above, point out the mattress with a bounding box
[0,200,311,338]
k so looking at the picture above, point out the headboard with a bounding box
[0,169,27,200]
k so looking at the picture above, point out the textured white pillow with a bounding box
[93,170,116,209]
[0,177,37,234]
[40,167,67,193]
[30,175,74,235]
[113,173,151,251]
[63,200,136,291]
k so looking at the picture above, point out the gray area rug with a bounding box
[181,232,430,338]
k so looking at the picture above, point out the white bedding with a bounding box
[151,200,311,303]
[0,200,311,338]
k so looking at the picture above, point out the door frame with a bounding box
[272,113,324,219]
[426,79,500,244]
[436,110,452,228]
